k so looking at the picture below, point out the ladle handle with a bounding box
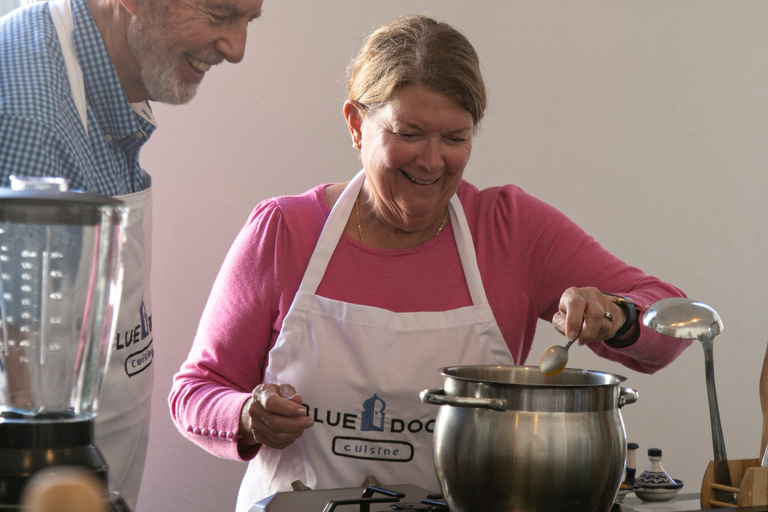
[702,339,735,504]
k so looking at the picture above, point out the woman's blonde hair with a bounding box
[346,14,487,126]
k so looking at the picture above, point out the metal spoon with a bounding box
[540,310,614,376]
[539,338,576,376]
[643,297,734,505]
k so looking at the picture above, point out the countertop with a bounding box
[619,493,768,512]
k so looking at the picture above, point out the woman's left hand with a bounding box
[551,286,625,344]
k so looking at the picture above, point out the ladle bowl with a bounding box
[643,298,723,341]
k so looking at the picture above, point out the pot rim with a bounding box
[438,364,628,388]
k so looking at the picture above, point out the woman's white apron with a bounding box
[235,170,515,511]
[49,1,154,508]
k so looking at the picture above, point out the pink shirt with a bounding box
[169,180,691,460]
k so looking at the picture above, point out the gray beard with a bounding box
[141,54,199,105]
[126,21,200,105]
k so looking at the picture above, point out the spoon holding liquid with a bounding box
[539,338,576,376]
[540,310,615,376]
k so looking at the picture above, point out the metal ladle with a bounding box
[643,297,734,505]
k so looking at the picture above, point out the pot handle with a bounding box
[619,387,639,408]
[420,388,508,411]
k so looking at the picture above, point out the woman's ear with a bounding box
[343,100,364,147]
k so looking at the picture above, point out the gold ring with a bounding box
[604,311,614,322]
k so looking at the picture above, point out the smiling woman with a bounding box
[168,13,692,512]
[345,84,473,248]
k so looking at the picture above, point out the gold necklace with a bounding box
[355,198,449,245]
[356,198,365,244]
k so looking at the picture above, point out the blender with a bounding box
[0,177,129,511]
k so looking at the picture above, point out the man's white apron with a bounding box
[235,170,515,511]
[49,1,154,508]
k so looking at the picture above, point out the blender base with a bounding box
[0,417,130,511]
[0,495,130,512]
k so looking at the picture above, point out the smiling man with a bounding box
[0,0,263,508]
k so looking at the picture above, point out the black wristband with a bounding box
[604,295,639,348]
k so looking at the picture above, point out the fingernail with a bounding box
[567,331,577,341]
[297,408,308,417]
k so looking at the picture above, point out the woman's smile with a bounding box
[401,170,441,186]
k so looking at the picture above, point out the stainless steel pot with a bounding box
[420,365,638,512]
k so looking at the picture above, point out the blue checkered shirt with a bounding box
[0,0,156,196]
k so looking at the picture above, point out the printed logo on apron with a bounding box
[119,300,153,377]
[310,393,423,464]
[235,170,515,512]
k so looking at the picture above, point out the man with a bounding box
[0,0,264,509]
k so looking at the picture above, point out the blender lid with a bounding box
[0,176,124,225]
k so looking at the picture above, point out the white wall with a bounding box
[136,2,768,510]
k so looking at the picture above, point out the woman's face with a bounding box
[349,84,475,234]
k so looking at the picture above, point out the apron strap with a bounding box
[48,0,88,133]
[297,170,490,306]
[447,193,490,306]
[296,170,364,294]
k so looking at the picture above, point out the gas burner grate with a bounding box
[390,495,449,511]
[321,486,448,512]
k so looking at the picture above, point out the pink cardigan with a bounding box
[169,180,691,460]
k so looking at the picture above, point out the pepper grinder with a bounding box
[623,442,640,488]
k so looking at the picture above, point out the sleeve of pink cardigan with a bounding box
[492,185,693,374]
[168,200,287,461]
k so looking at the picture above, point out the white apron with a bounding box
[235,170,515,511]
[50,2,154,509]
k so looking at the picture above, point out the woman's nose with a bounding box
[417,139,443,172]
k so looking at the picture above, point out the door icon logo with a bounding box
[140,301,150,339]
[361,394,385,431]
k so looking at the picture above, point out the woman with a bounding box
[169,14,692,510]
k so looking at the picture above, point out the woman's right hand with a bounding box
[238,383,314,451]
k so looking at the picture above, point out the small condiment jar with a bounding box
[636,448,675,487]
[623,442,640,488]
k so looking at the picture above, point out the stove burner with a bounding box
[390,503,448,511]
[320,486,448,512]
[394,494,449,511]
[322,496,399,512]
[249,482,444,511]
[322,486,404,512]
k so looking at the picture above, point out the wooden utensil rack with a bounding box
[700,458,768,508]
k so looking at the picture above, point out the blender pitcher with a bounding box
[0,176,128,508]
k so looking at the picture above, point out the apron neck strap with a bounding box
[297,170,490,306]
[296,170,364,293]
[447,193,490,305]
[49,0,88,133]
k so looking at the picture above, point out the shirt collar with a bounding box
[70,0,156,149]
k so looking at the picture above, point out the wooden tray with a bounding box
[700,458,768,509]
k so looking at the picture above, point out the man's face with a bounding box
[126,0,263,104]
